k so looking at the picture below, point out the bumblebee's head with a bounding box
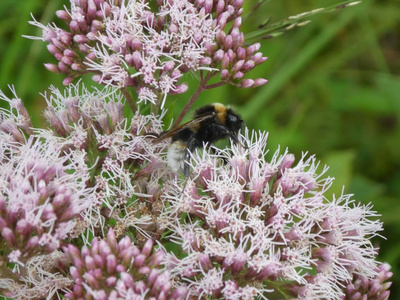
[225,108,244,134]
[210,103,244,134]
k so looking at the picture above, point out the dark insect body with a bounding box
[154,103,245,177]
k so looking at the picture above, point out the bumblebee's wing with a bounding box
[151,113,215,144]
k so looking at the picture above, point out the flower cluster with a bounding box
[39,82,171,236]
[161,130,385,299]
[196,0,268,88]
[0,136,95,264]
[28,0,267,107]
[340,263,392,300]
[0,251,72,299]
[63,228,188,299]
[0,86,33,143]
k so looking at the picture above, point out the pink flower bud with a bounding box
[61,56,74,65]
[94,0,105,8]
[233,0,244,8]
[221,54,230,69]
[131,51,142,70]
[27,236,39,249]
[86,31,97,40]
[77,20,89,33]
[93,269,103,281]
[213,49,224,62]
[223,35,233,50]
[221,69,230,80]
[233,71,244,80]
[106,276,117,287]
[246,43,261,56]
[216,31,226,45]
[139,266,151,275]
[199,254,213,271]
[87,0,97,21]
[231,60,244,73]
[84,273,98,288]
[170,69,181,79]
[78,43,89,53]
[57,61,70,73]
[242,60,255,72]
[169,23,178,34]
[106,255,117,274]
[204,42,214,55]
[232,17,242,29]
[204,0,213,13]
[226,49,236,62]
[72,285,83,297]
[85,256,96,270]
[59,32,72,45]
[120,247,134,266]
[148,250,164,267]
[174,84,188,94]
[147,268,159,286]
[71,63,82,71]
[118,236,133,252]
[217,14,228,30]
[93,254,102,267]
[236,47,246,60]
[107,228,117,252]
[120,272,134,287]
[240,79,254,88]
[44,63,61,73]
[56,10,71,22]
[92,74,102,83]
[2,227,15,246]
[216,0,225,14]
[230,28,240,41]
[73,35,89,44]
[250,177,265,206]
[70,266,81,281]
[47,44,61,55]
[16,219,33,236]
[200,57,212,65]
[135,280,147,293]
[163,60,175,72]
[69,20,80,33]
[91,20,103,31]
[252,78,268,87]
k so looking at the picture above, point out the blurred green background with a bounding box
[1,0,399,297]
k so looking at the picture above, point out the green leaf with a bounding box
[321,150,356,196]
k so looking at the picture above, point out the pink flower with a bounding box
[63,228,188,299]
[0,136,96,262]
[27,0,268,109]
[161,129,386,299]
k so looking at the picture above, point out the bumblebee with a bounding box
[153,103,245,177]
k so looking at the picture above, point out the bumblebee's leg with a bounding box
[183,135,197,177]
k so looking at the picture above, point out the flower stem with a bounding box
[121,87,137,113]
[172,72,215,128]
[204,81,226,90]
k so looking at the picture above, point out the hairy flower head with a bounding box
[63,228,188,299]
[0,136,96,263]
[161,129,385,299]
[27,0,267,108]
